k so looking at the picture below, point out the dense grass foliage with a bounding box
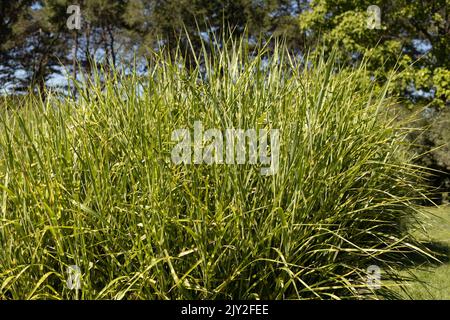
[0,40,432,299]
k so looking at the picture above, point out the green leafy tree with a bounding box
[299,0,449,109]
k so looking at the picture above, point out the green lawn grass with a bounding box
[399,205,450,299]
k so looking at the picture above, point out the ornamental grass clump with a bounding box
[0,38,431,299]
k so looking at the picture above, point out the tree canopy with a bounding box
[1,1,448,104]
[299,0,449,109]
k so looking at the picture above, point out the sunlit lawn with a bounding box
[399,205,450,299]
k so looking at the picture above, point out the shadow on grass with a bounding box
[393,241,450,269]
